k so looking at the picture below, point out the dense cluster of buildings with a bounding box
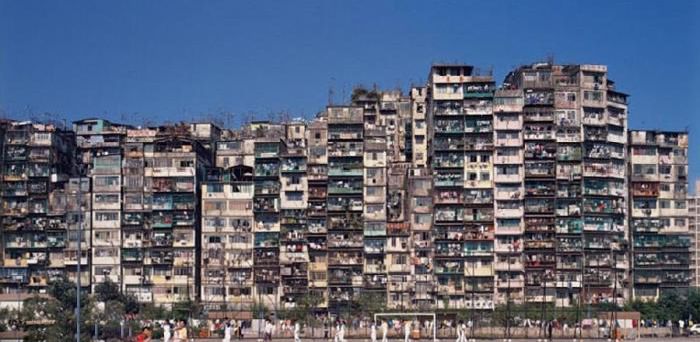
[0,62,693,316]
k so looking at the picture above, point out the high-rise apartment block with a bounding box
[629,130,691,298]
[0,62,691,315]
[689,180,700,288]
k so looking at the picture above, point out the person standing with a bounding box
[174,320,188,342]
[264,319,274,342]
[294,320,301,342]
[404,320,411,342]
[381,320,389,342]
[223,321,232,342]
[370,321,377,342]
[339,320,346,342]
[456,320,463,342]
[162,321,172,342]
[136,327,152,342]
[323,318,329,340]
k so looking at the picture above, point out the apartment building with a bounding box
[493,88,525,306]
[200,166,254,313]
[149,126,210,305]
[252,123,285,308]
[0,61,692,314]
[429,65,496,311]
[74,119,129,291]
[629,130,690,299]
[121,127,156,303]
[326,106,364,314]
[279,122,309,308]
[306,119,329,310]
[689,180,700,288]
[1,121,76,293]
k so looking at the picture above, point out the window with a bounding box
[95,212,119,221]
[366,187,382,197]
[675,218,686,226]
[207,184,223,193]
[659,200,671,209]
[285,192,303,202]
[414,214,431,224]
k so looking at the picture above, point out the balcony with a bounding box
[494,90,524,112]
[495,261,524,272]
[497,278,525,288]
[463,84,494,98]
[494,115,523,130]
[524,91,554,106]
[495,188,523,200]
[328,165,363,177]
[495,206,524,218]
[495,219,524,235]
[582,90,605,108]
[494,239,524,253]
[496,133,523,148]
[494,170,523,183]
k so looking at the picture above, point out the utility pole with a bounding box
[470,259,476,341]
[506,246,512,341]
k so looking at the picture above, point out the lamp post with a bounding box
[75,177,84,342]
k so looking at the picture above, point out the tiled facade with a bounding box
[0,62,692,313]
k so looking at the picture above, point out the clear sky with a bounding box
[0,1,699,186]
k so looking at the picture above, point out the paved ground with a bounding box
[158,338,697,341]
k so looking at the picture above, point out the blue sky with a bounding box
[0,1,699,186]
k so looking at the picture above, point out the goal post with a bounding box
[373,312,437,342]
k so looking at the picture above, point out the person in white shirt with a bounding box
[370,321,377,342]
[456,320,463,342]
[223,321,232,342]
[381,320,388,342]
[264,320,273,342]
[162,320,172,342]
[404,320,411,342]
[339,320,346,342]
[294,320,301,342]
[462,321,469,342]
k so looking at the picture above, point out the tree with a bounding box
[172,300,200,322]
[21,277,96,342]
[353,292,386,319]
[94,279,139,315]
[94,279,122,303]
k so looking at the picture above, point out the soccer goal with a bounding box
[374,312,437,342]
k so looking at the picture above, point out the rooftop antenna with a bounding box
[341,83,347,105]
[328,77,335,106]
[546,54,555,65]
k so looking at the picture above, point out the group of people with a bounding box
[136,319,188,342]
[221,318,245,342]
[262,318,290,342]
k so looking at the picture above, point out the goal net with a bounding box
[373,312,437,342]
